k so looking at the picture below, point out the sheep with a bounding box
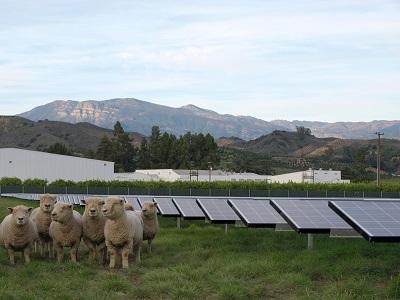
[137,201,159,253]
[102,197,143,269]
[30,194,57,258]
[82,197,107,264]
[124,203,135,211]
[49,203,83,263]
[0,205,38,264]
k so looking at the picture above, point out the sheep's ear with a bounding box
[7,207,13,214]
[153,202,158,206]
[81,199,86,205]
[98,200,105,206]
[27,207,33,214]
[68,204,73,209]
[120,199,124,204]
[54,199,57,204]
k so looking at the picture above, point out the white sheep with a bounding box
[102,197,143,269]
[30,194,57,258]
[82,197,107,264]
[137,201,159,253]
[49,203,83,263]
[0,205,38,264]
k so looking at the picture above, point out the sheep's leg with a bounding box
[83,238,96,262]
[54,242,64,263]
[38,239,44,257]
[48,240,54,259]
[70,242,79,263]
[106,241,117,269]
[34,241,37,253]
[121,246,130,269]
[132,241,141,264]
[7,248,15,265]
[23,246,31,264]
[98,241,107,265]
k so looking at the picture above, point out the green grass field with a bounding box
[1,197,400,299]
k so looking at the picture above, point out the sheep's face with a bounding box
[102,197,125,220]
[142,201,157,217]
[39,194,57,213]
[8,205,33,226]
[83,197,105,217]
[124,203,135,211]
[51,203,73,223]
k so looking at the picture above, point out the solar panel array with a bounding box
[124,196,141,210]
[5,192,400,243]
[137,196,155,208]
[270,199,352,233]
[196,198,240,224]
[228,199,286,227]
[172,197,205,219]
[329,200,400,242]
[153,197,180,217]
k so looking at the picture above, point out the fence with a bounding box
[1,185,400,199]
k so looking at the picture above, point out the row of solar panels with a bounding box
[3,193,400,243]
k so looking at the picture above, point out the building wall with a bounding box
[135,169,181,181]
[269,171,305,183]
[0,148,114,182]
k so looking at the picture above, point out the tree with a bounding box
[296,126,312,139]
[96,136,114,161]
[46,143,73,156]
[112,122,136,172]
[137,139,151,169]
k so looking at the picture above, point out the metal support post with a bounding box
[177,217,181,229]
[225,224,228,234]
[307,233,314,250]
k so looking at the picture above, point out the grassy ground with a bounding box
[1,197,400,299]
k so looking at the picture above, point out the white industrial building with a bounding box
[130,169,271,182]
[269,169,350,184]
[0,148,114,182]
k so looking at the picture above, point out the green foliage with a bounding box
[23,178,47,186]
[45,142,73,156]
[296,126,312,139]
[0,177,22,186]
[138,126,220,170]
[95,122,136,172]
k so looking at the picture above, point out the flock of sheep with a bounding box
[0,194,159,269]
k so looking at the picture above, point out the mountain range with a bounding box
[19,98,400,140]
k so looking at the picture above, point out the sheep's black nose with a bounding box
[90,209,96,213]
[102,209,107,213]
[51,213,57,217]
[18,217,23,221]
[45,204,50,208]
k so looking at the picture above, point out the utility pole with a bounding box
[208,162,212,183]
[375,132,384,186]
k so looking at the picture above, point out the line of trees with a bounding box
[95,122,220,172]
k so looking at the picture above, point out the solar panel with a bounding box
[137,196,154,208]
[228,199,286,227]
[329,200,400,242]
[172,197,205,220]
[196,198,240,224]
[124,197,141,210]
[270,199,352,233]
[153,197,180,217]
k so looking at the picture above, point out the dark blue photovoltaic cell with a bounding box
[196,198,240,224]
[228,199,286,227]
[329,200,400,242]
[153,197,180,216]
[172,197,205,219]
[270,199,352,233]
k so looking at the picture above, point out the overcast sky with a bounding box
[0,0,399,122]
